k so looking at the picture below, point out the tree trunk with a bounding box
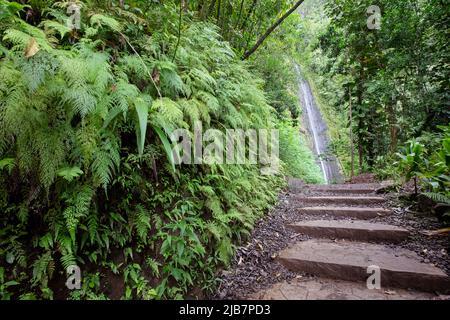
[349,88,354,179]
[240,0,258,30]
[235,0,246,29]
[206,0,218,18]
[387,101,398,152]
[242,0,304,60]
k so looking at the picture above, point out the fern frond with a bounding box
[423,192,450,205]
[90,14,122,32]
[178,99,200,125]
[151,98,185,132]
[40,20,71,39]
[132,204,151,242]
[195,90,220,115]
[92,136,120,190]
[63,185,94,244]
[188,68,217,92]
[31,251,54,288]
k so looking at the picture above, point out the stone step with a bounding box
[278,240,450,293]
[246,278,439,300]
[287,179,393,193]
[292,195,385,206]
[298,207,391,219]
[306,188,377,195]
[304,184,382,195]
[287,220,410,243]
[309,183,383,190]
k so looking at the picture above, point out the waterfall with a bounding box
[295,65,343,184]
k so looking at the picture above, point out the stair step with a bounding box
[288,220,409,243]
[307,188,377,195]
[298,207,391,219]
[293,195,385,206]
[278,240,450,293]
[309,183,382,190]
[304,184,382,194]
[246,278,438,300]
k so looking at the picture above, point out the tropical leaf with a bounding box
[57,166,84,182]
[153,125,176,173]
[134,97,150,156]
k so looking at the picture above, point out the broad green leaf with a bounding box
[153,125,176,173]
[134,98,149,156]
[57,166,84,182]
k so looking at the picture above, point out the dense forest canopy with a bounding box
[0,0,448,300]
[297,0,449,176]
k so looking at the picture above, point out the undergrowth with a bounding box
[0,1,321,299]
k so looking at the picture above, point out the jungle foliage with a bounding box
[0,0,320,299]
[296,0,449,209]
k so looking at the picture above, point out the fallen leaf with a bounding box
[24,37,39,58]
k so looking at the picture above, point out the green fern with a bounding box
[90,14,122,33]
[132,205,152,243]
[31,252,54,288]
[63,185,94,244]
[92,137,120,190]
[423,192,450,205]
[40,20,71,39]
[57,167,84,182]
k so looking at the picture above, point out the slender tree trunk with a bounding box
[217,0,221,20]
[242,0,304,60]
[349,88,354,179]
[355,60,365,174]
[358,143,363,173]
[235,0,246,29]
[206,0,218,18]
[240,0,258,30]
[172,0,183,62]
[387,96,398,152]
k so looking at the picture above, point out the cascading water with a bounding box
[295,65,343,184]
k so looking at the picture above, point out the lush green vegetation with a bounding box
[0,0,448,300]
[0,0,323,299]
[296,0,448,212]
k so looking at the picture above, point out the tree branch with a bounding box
[242,0,304,60]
